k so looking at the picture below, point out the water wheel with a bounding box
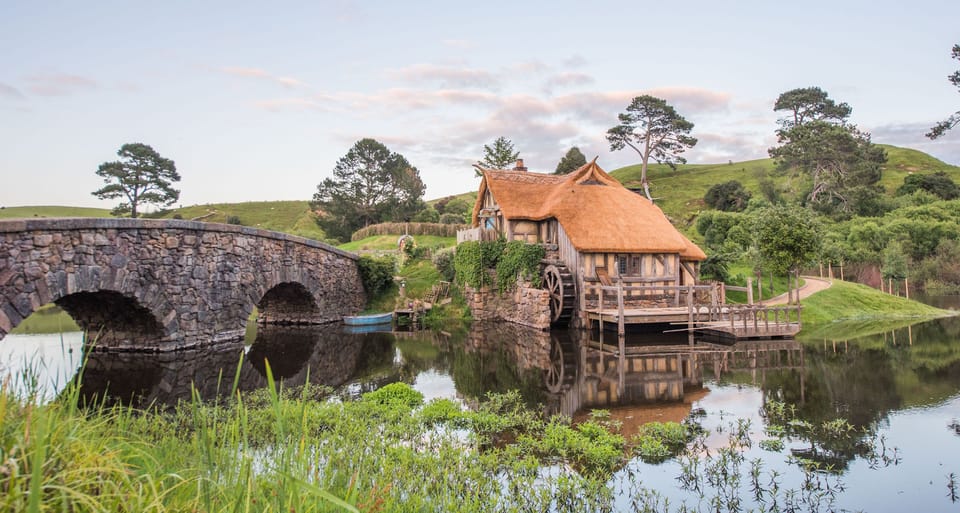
[545,332,577,393]
[542,264,575,327]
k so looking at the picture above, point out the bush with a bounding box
[225,215,242,225]
[413,207,440,223]
[432,247,456,282]
[357,255,396,296]
[704,180,751,212]
[439,213,465,225]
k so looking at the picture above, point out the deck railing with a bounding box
[456,227,499,244]
[582,280,801,338]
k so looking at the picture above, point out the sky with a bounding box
[2,0,959,210]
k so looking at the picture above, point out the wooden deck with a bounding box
[582,282,802,341]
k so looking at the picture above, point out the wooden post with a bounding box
[617,281,625,337]
[905,278,910,299]
[840,262,844,280]
[756,271,763,305]
[889,278,894,296]
[687,286,694,346]
[746,277,754,305]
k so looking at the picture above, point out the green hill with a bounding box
[608,144,960,225]
[0,205,112,219]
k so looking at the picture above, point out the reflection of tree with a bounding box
[450,322,549,408]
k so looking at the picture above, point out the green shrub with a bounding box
[226,215,242,225]
[432,247,456,282]
[632,421,692,463]
[361,382,424,409]
[439,213,465,225]
[413,207,440,223]
[357,255,396,296]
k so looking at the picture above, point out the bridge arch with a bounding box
[1,218,365,350]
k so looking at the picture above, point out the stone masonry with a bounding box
[465,279,552,330]
[0,218,365,350]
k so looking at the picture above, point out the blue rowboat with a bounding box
[343,312,394,326]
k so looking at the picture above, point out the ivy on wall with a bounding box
[454,239,545,293]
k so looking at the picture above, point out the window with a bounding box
[616,254,643,276]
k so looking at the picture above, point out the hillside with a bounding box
[0,205,112,218]
[608,145,960,226]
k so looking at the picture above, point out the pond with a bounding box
[2,302,959,512]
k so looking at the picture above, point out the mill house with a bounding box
[458,159,800,340]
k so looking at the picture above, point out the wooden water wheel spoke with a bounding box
[543,264,575,327]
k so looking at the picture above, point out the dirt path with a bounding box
[763,276,832,305]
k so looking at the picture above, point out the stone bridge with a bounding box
[0,218,365,350]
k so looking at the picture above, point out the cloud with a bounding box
[24,73,98,96]
[442,39,475,50]
[388,63,500,89]
[219,66,307,88]
[541,72,595,94]
[642,86,731,114]
[0,82,26,100]
[562,55,588,69]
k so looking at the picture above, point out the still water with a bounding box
[2,304,959,511]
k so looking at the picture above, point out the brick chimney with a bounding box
[513,159,527,171]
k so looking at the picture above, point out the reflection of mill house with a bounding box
[458,159,712,332]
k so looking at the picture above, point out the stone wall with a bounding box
[465,279,551,330]
[0,218,365,350]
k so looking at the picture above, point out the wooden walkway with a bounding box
[583,282,802,341]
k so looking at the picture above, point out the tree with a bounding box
[751,204,822,276]
[606,95,697,200]
[91,143,180,218]
[311,138,425,241]
[768,88,886,218]
[773,86,851,130]
[476,136,519,176]
[896,171,960,200]
[927,43,960,139]
[554,146,587,174]
[703,180,752,212]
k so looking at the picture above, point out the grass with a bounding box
[608,144,960,224]
[0,205,112,218]
[800,279,953,326]
[8,305,80,334]
[151,200,327,240]
[338,234,456,253]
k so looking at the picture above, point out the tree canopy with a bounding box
[927,43,960,140]
[92,143,180,218]
[554,146,587,174]
[476,136,519,175]
[606,95,697,200]
[773,86,852,129]
[768,88,886,218]
[703,180,751,212]
[896,171,960,200]
[751,204,822,275]
[311,138,425,241]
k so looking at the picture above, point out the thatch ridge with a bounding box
[470,161,706,260]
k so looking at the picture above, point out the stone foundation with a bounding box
[465,280,551,330]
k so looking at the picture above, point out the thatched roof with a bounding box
[471,160,707,260]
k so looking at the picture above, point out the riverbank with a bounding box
[800,279,955,326]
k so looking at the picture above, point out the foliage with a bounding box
[357,255,396,297]
[412,206,440,223]
[927,43,960,139]
[312,138,426,242]
[752,204,822,274]
[554,146,587,174]
[606,95,697,199]
[699,252,732,282]
[432,247,456,282]
[896,171,960,200]
[704,180,752,211]
[92,142,180,218]
[225,214,242,225]
[349,222,466,241]
[696,210,748,250]
[476,136,519,175]
[360,381,424,408]
[439,213,465,225]
[633,422,693,463]
[453,239,506,289]
[495,241,546,292]
[773,86,852,129]
[881,240,908,280]
[768,88,887,219]
[442,198,471,217]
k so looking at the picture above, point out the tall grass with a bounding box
[350,222,467,241]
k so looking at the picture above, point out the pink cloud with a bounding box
[24,73,98,96]
[388,63,500,89]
